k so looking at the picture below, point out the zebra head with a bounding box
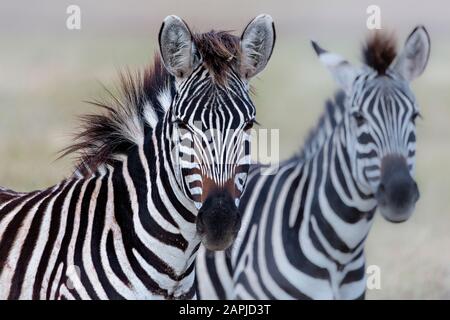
[312,26,430,222]
[159,15,275,250]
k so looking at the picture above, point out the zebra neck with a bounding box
[294,123,377,266]
[109,123,200,297]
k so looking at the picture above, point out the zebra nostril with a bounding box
[378,183,385,193]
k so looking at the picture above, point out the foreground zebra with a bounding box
[196,26,430,299]
[0,15,276,299]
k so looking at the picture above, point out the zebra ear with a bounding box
[240,14,276,80]
[391,26,430,82]
[311,41,358,94]
[159,15,200,79]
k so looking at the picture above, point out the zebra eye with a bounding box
[174,119,189,131]
[412,111,421,123]
[352,111,366,126]
[243,119,258,131]
[243,122,254,131]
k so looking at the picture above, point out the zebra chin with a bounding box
[376,155,420,223]
[196,190,241,251]
[377,203,417,223]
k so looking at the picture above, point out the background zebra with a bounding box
[196,26,430,299]
[0,14,275,299]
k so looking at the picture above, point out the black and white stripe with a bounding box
[196,26,430,300]
[173,66,254,209]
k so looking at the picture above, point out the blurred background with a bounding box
[0,0,449,299]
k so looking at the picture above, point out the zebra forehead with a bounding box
[176,91,254,127]
[359,78,415,107]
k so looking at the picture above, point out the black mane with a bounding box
[60,55,174,176]
[362,31,397,75]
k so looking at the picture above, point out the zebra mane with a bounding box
[60,55,175,176]
[61,31,242,177]
[362,31,397,75]
[297,91,346,160]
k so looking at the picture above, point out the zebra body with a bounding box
[0,15,276,299]
[0,117,201,299]
[196,26,430,300]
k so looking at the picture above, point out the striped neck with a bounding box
[103,118,200,298]
[293,116,378,267]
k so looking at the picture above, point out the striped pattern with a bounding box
[0,122,200,299]
[173,66,254,209]
[196,67,422,299]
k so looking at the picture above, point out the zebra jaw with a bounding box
[196,189,241,251]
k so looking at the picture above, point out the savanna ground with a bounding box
[0,0,449,299]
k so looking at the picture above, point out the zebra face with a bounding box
[159,15,275,250]
[313,26,430,222]
[172,75,254,210]
[172,73,255,250]
[349,76,420,222]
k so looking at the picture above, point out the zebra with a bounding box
[0,14,276,300]
[196,26,430,300]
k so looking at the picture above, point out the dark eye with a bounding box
[174,119,189,131]
[412,111,421,123]
[243,120,258,131]
[353,111,366,126]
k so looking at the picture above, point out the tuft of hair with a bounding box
[362,31,397,74]
[193,31,241,85]
[60,55,174,176]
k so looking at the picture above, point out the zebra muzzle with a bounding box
[376,155,420,223]
[196,189,241,251]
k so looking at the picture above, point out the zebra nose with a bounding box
[376,156,419,223]
[377,173,419,208]
[196,190,241,251]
